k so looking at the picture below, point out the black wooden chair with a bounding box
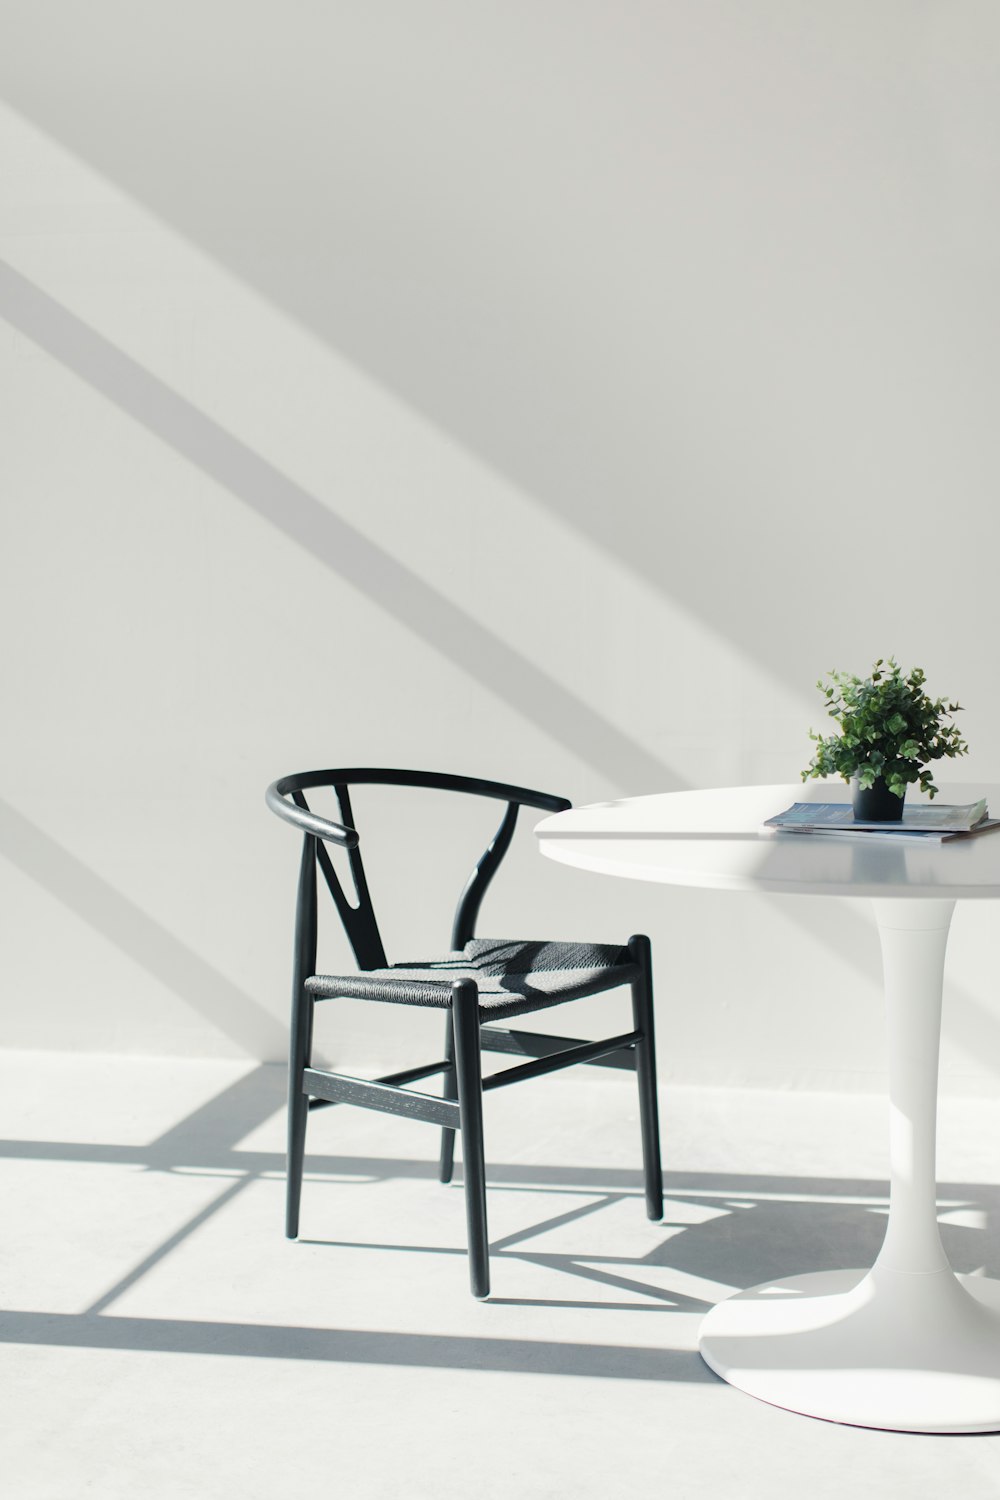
[265,768,663,1298]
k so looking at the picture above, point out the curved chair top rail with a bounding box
[266,768,571,844]
[266,769,572,969]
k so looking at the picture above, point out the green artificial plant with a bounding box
[801,658,968,800]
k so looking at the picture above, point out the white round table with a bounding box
[536,783,1000,1433]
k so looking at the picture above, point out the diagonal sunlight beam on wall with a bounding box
[0,99,815,796]
[3,169,998,1080]
[5,20,993,715]
[0,796,286,1058]
[0,260,674,794]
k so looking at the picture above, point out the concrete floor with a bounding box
[5,1053,1000,1499]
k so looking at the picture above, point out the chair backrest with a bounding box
[266,769,572,970]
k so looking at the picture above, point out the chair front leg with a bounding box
[438,1011,457,1184]
[286,984,314,1239]
[628,933,663,1221]
[452,979,489,1298]
[287,833,318,1240]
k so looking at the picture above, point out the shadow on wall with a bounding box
[0,796,286,1058]
[2,4,995,691]
[0,260,673,797]
[2,242,1000,1076]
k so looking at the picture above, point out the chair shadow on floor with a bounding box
[5,1064,1000,1381]
[299,1163,999,1313]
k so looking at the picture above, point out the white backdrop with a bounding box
[3,1,1000,1092]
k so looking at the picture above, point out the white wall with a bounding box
[2,1,1000,1092]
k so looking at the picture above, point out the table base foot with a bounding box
[699,1266,1000,1432]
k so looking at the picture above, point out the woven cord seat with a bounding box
[305,938,639,1019]
[266,767,663,1298]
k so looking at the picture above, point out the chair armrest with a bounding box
[265,779,360,848]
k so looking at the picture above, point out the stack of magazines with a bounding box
[765,797,1000,842]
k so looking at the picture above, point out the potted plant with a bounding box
[801,659,968,821]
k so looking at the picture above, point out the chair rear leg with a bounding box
[438,1012,457,1184]
[286,985,314,1238]
[628,933,663,1221]
[452,979,490,1298]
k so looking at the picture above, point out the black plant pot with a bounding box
[852,776,905,823]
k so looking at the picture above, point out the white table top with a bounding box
[535,783,1000,899]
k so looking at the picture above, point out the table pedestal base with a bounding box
[700,1266,1000,1432]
